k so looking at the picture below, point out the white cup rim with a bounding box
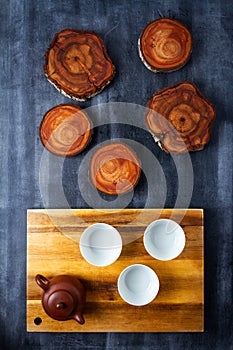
[117,264,160,306]
[143,219,186,261]
[79,223,122,266]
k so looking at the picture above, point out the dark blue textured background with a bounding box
[0,0,232,349]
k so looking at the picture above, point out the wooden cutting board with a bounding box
[27,209,204,332]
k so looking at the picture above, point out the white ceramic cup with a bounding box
[143,219,186,261]
[79,223,122,267]
[117,264,160,306]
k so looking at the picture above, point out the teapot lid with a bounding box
[43,290,75,320]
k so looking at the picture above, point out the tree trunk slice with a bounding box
[90,143,141,195]
[40,104,92,157]
[139,18,192,72]
[146,82,215,153]
[44,30,115,101]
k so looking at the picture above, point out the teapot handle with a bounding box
[35,274,50,291]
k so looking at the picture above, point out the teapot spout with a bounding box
[73,312,85,325]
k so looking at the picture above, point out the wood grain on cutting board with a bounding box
[27,209,203,332]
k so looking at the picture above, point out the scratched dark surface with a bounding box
[0,0,233,349]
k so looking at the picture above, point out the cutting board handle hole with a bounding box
[34,317,42,325]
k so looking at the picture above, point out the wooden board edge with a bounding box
[27,208,204,212]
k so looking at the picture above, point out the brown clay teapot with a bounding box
[35,274,86,325]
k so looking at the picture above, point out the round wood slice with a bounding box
[90,143,141,195]
[40,104,92,156]
[146,82,215,153]
[44,29,115,101]
[139,18,192,72]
